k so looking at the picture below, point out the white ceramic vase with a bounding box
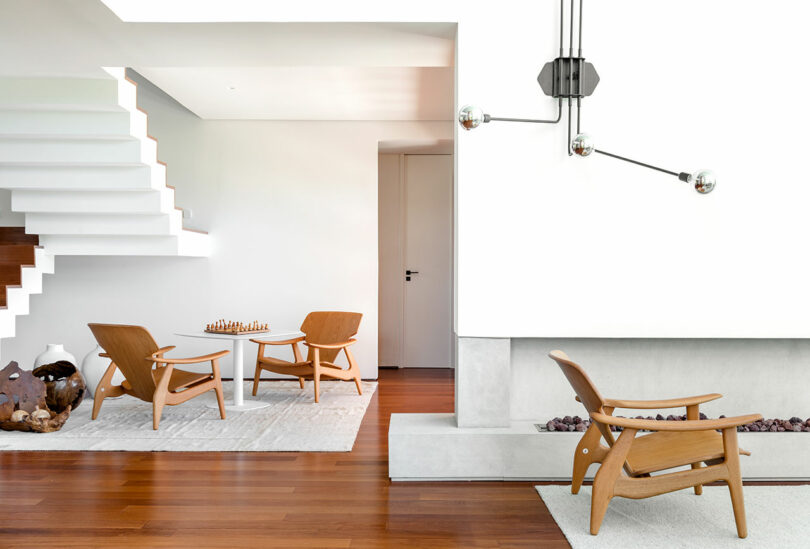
[81,344,124,399]
[33,343,76,368]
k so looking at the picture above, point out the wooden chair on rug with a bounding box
[548,350,762,538]
[88,323,229,430]
[251,311,363,403]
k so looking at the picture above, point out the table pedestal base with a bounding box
[206,400,270,412]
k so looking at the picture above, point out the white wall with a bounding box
[458,0,810,338]
[455,0,810,338]
[378,154,403,367]
[1,73,452,379]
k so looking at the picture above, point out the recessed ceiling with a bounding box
[135,66,453,120]
[0,1,456,122]
[379,139,453,155]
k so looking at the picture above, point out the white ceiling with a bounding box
[0,0,456,121]
[379,139,453,155]
[136,66,453,120]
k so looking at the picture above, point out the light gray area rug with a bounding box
[537,484,810,549]
[0,380,376,452]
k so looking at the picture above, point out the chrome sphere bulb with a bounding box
[571,133,595,156]
[458,105,485,130]
[691,170,716,194]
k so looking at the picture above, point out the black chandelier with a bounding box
[458,0,716,195]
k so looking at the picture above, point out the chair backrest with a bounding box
[301,311,362,363]
[88,323,159,402]
[548,350,616,446]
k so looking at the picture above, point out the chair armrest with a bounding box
[153,345,176,357]
[590,411,763,432]
[148,349,230,364]
[601,393,723,409]
[303,339,357,350]
[250,337,305,345]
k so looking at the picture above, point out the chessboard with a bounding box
[205,319,269,335]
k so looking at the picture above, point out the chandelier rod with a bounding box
[487,99,563,124]
[594,149,682,179]
[577,0,583,135]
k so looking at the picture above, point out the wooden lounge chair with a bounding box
[548,350,762,537]
[88,323,229,430]
[251,311,362,403]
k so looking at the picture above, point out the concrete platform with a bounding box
[388,413,810,481]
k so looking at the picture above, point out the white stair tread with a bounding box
[40,231,210,257]
[0,161,150,167]
[0,133,138,141]
[0,103,126,112]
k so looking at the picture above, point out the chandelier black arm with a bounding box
[484,99,563,125]
[594,149,690,181]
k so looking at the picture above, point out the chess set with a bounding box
[205,319,269,335]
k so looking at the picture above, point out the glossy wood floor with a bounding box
[0,369,568,548]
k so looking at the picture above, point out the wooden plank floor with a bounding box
[0,369,568,548]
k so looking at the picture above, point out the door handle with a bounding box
[405,269,419,281]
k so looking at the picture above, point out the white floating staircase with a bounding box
[0,68,210,338]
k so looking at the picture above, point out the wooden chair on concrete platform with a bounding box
[88,323,229,430]
[251,311,363,403]
[548,350,762,538]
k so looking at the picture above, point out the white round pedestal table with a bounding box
[175,329,304,412]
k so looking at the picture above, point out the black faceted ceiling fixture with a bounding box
[458,0,716,195]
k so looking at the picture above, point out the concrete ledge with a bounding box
[388,413,810,481]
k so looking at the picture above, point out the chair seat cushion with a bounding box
[625,429,747,476]
[258,356,309,368]
[152,368,212,392]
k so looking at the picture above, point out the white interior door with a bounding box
[403,154,453,368]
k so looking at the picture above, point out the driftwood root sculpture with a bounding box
[33,360,86,413]
[0,361,72,433]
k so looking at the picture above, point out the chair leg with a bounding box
[723,427,748,538]
[691,463,704,495]
[298,377,305,389]
[252,362,262,396]
[345,347,362,396]
[152,392,167,430]
[214,384,226,420]
[152,365,173,431]
[312,349,321,403]
[591,428,636,535]
[686,404,703,495]
[572,423,604,495]
[91,361,118,420]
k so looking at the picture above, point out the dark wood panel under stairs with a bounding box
[0,227,39,308]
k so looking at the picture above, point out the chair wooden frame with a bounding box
[251,311,363,403]
[88,323,229,430]
[549,350,762,538]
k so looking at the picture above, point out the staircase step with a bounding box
[0,135,147,163]
[0,108,144,135]
[12,189,174,214]
[0,244,35,265]
[0,162,164,191]
[0,103,124,112]
[26,212,182,236]
[0,227,38,245]
[0,264,23,306]
[0,77,119,105]
[39,231,210,257]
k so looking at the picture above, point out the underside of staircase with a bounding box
[0,67,210,338]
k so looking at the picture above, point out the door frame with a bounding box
[378,151,454,369]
